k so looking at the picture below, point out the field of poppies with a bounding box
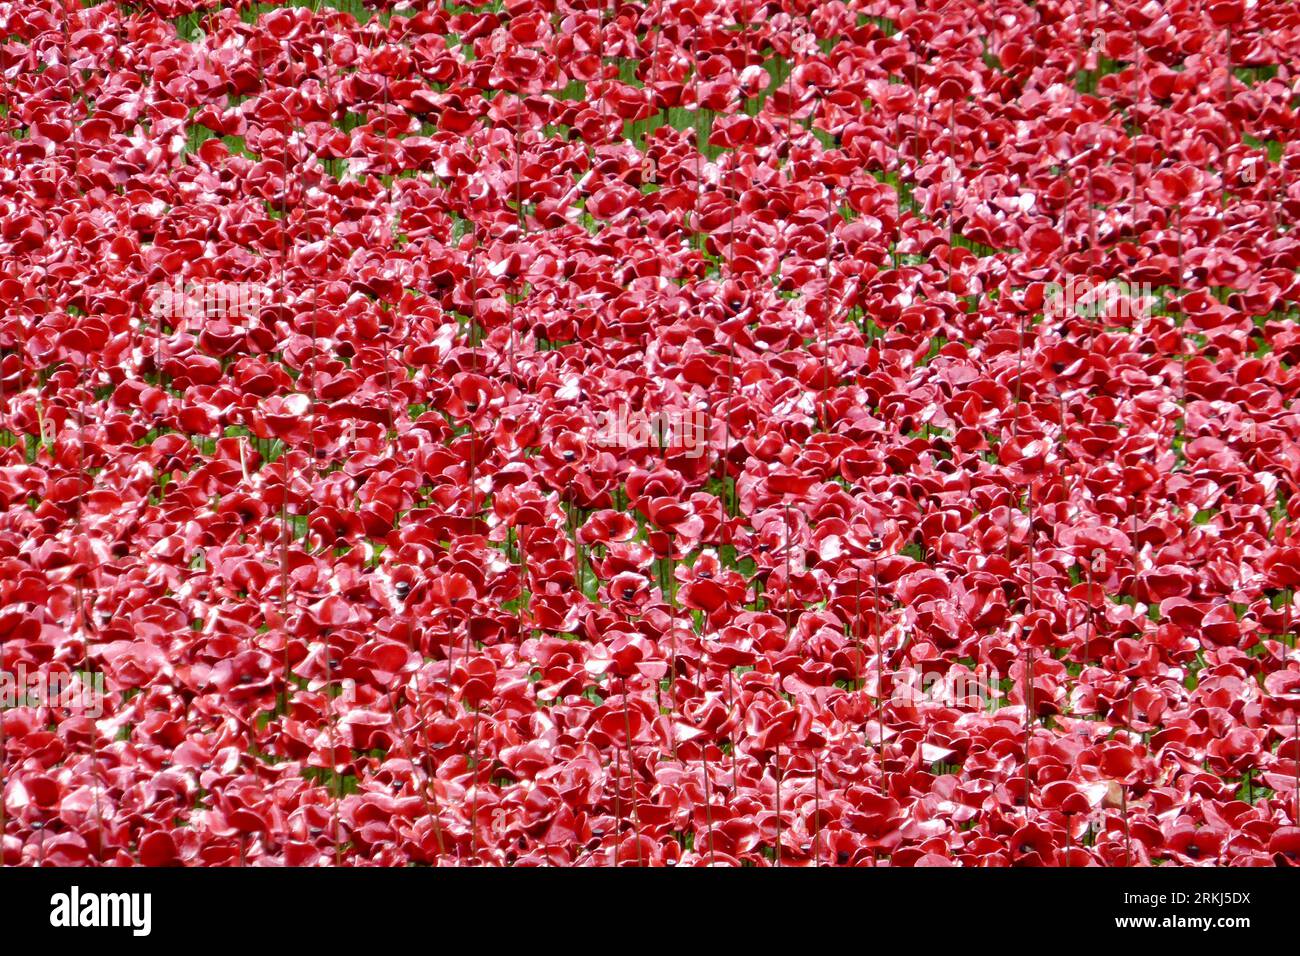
[2,0,1300,868]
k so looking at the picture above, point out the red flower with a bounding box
[5,0,1298,870]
